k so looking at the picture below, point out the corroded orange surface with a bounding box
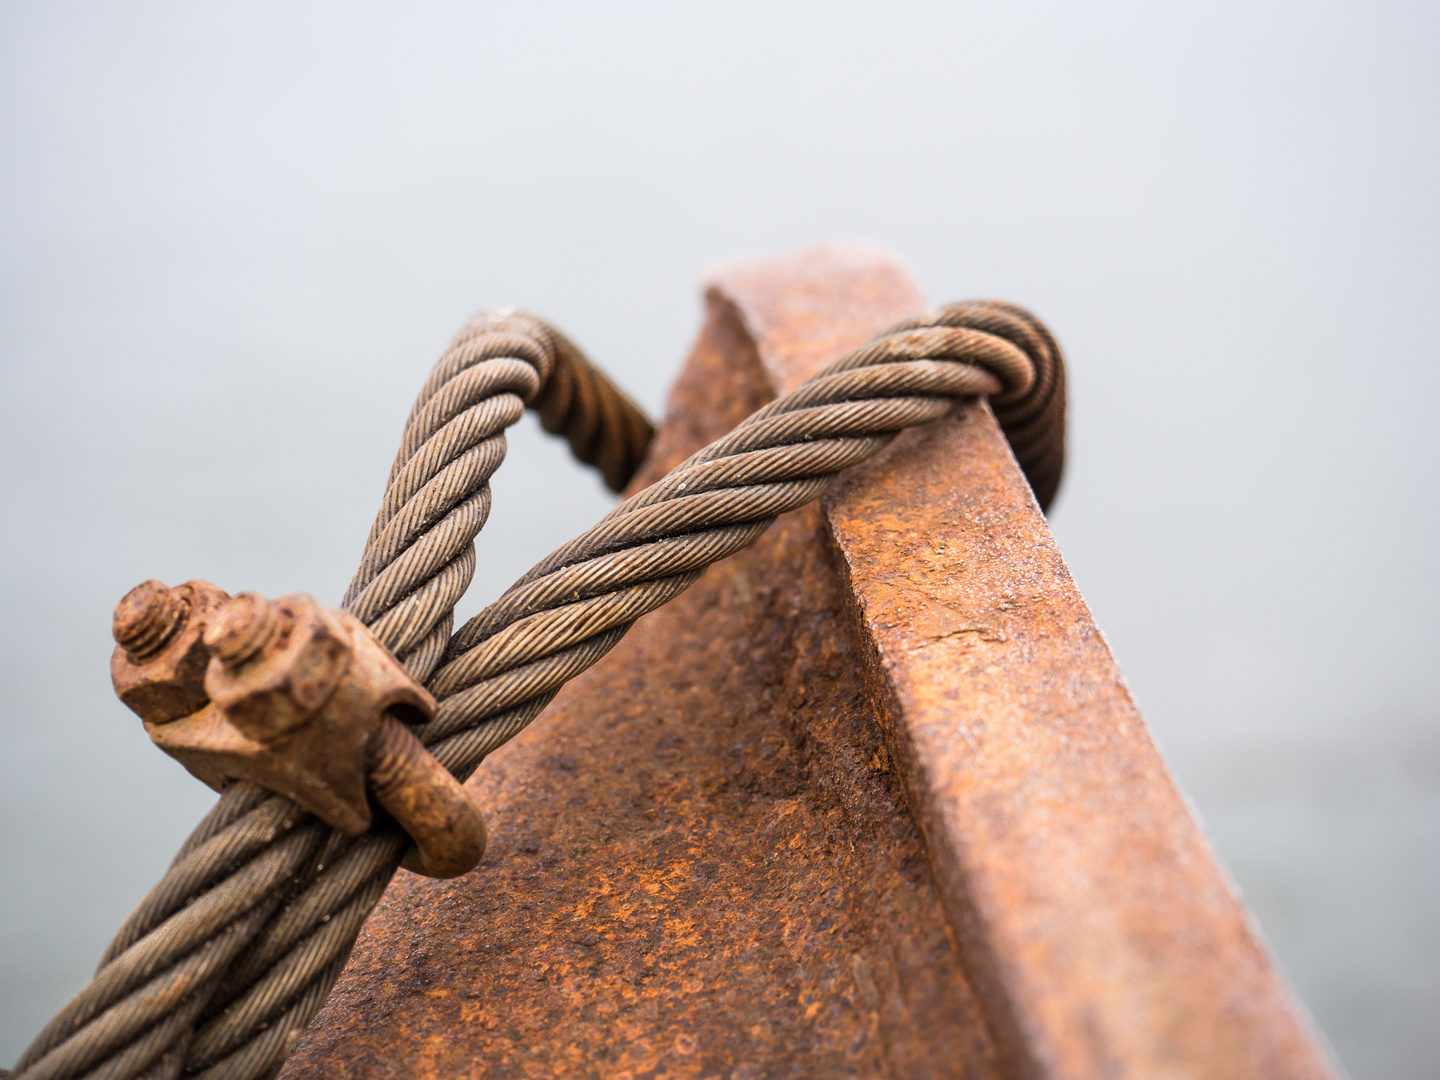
[714,249,1338,1080]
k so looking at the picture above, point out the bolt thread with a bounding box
[113,580,187,661]
[205,593,279,668]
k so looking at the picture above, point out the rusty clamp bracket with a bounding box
[110,579,486,878]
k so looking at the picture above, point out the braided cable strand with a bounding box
[532,320,654,494]
[341,309,652,673]
[14,300,1065,1080]
[888,301,1066,509]
[13,313,653,1080]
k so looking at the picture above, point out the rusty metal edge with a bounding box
[706,243,1341,1080]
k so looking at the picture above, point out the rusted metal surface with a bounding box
[279,245,1337,1078]
[718,248,1340,1079]
[113,583,485,879]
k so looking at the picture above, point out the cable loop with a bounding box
[14,299,1063,1080]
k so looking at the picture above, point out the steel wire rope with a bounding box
[13,299,1064,1080]
[13,310,652,1080]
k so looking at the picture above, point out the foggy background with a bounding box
[1,2,1436,1076]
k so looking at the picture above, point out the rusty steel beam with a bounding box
[278,246,1337,1079]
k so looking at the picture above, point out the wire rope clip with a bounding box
[110,580,486,878]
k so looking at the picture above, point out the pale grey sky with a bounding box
[2,3,1437,1076]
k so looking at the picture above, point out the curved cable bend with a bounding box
[14,300,1063,1080]
[13,310,652,1080]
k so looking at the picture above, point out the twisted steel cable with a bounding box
[14,299,1064,1080]
[342,308,651,680]
[13,310,652,1080]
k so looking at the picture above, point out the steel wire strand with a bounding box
[169,300,1068,1078]
[44,820,322,1036]
[440,521,777,678]
[340,309,651,676]
[100,796,306,964]
[185,873,391,1068]
[214,833,408,997]
[533,321,654,492]
[15,300,1063,1080]
[191,955,348,1080]
[14,313,653,1080]
[170,785,273,865]
[18,900,286,1080]
[16,827,322,1080]
[887,302,1066,509]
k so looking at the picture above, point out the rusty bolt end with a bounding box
[204,594,356,744]
[369,713,486,879]
[205,593,280,669]
[112,579,232,725]
[114,579,188,662]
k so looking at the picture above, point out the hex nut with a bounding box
[204,593,353,743]
[111,579,232,724]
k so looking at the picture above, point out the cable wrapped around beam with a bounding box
[13,299,1064,1080]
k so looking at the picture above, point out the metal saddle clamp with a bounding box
[110,579,486,879]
